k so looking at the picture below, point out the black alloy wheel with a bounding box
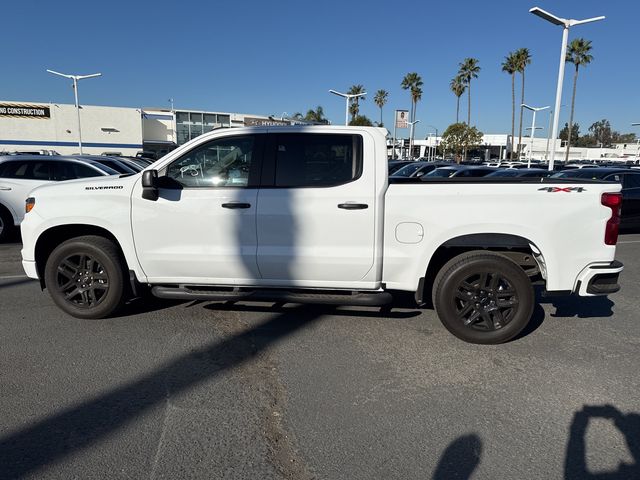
[453,272,518,331]
[44,235,126,319]
[54,253,110,308]
[433,251,534,344]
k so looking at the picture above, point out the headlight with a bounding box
[25,197,35,214]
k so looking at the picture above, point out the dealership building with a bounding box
[0,100,292,157]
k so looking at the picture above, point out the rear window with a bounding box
[273,133,362,187]
[52,161,103,180]
[0,160,52,180]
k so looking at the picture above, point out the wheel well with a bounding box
[419,234,540,307]
[0,202,15,224]
[34,225,126,288]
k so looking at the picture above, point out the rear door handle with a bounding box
[222,202,251,209]
[338,203,368,210]
[0,186,11,191]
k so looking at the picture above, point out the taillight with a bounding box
[601,192,622,245]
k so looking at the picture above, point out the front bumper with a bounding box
[574,260,623,296]
[22,259,39,280]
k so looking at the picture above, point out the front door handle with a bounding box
[222,202,251,209]
[0,186,11,191]
[338,203,368,210]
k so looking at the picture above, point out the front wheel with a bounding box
[432,251,534,344]
[44,235,126,319]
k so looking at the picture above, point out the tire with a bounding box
[44,235,126,319]
[0,207,13,243]
[432,251,534,344]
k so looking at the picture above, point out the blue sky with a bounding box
[1,0,637,139]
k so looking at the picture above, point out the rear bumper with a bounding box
[574,260,623,296]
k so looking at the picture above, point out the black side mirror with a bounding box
[141,169,159,201]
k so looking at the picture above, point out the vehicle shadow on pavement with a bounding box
[564,405,639,479]
[0,278,36,290]
[202,300,423,320]
[537,291,615,318]
[432,433,482,479]
[0,304,325,479]
[113,296,188,317]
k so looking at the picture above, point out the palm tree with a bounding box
[565,38,593,161]
[373,89,388,126]
[401,72,423,123]
[458,58,480,126]
[449,75,466,124]
[502,52,518,160]
[347,84,366,121]
[304,106,328,124]
[515,48,532,160]
[401,73,423,156]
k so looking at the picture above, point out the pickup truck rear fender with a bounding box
[32,223,144,289]
[414,232,543,305]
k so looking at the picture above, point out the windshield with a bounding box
[393,162,424,177]
[427,168,458,178]
[392,162,426,177]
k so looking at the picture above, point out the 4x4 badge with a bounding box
[538,186,586,193]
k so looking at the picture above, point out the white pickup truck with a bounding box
[20,126,624,344]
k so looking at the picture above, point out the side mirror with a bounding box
[141,169,159,201]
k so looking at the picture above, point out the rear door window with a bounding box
[270,133,363,187]
[0,160,52,180]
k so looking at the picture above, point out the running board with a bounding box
[151,286,393,307]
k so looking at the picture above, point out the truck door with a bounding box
[256,132,377,288]
[131,134,263,283]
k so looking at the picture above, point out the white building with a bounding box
[0,100,288,158]
[0,101,143,156]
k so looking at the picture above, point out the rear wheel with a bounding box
[0,207,13,243]
[44,235,125,319]
[432,251,534,344]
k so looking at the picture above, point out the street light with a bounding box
[329,89,367,126]
[632,123,640,160]
[47,69,102,154]
[407,120,420,159]
[529,7,605,170]
[426,125,438,161]
[522,103,549,167]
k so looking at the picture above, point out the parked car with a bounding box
[551,168,640,230]
[562,163,600,170]
[425,165,495,178]
[0,156,118,241]
[391,161,452,178]
[388,160,414,175]
[485,168,553,178]
[74,156,141,174]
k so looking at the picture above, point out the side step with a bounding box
[151,286,393,307]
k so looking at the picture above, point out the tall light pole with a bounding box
[529,7,605,171]
[522,104,549,167]
[426,125,438,161]
[329,89,366,126]
[47,69,102,154]
[407,120,420,159]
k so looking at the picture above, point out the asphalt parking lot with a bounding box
[0,236,639,480]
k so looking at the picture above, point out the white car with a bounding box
[0,156,118,241]
[21,126,624,344]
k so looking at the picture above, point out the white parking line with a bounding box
[0,274,28,280]
[618,240,640,244]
